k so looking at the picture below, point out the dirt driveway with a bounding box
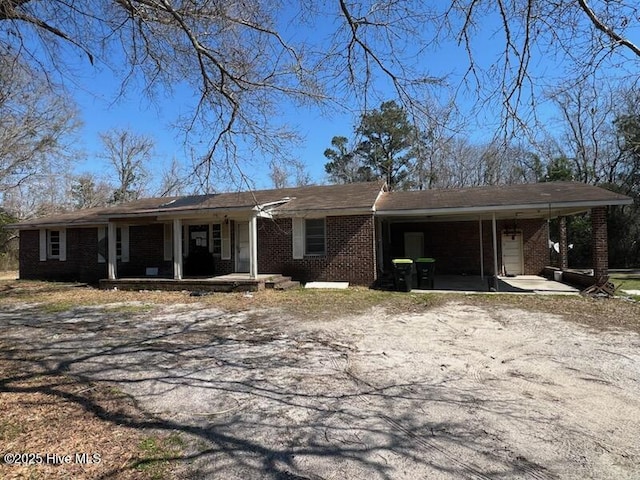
[2,299,639,479]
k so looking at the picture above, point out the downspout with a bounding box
[479,219,484,280]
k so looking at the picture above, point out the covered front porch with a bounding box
[100,199,285,284]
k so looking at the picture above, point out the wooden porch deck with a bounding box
[99,273,299,292]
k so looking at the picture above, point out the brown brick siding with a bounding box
[591,207,608,278]
[258,215,376,286]
[19,216,377,285]
[388,218,549,276]
[119,224,172,277]
[19,228,106,283]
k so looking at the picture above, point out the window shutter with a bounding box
[292,218,304,259]
[121,226,130,262]
[163,223,173,261]
[59,228,66,262]
[98,227,106,263]
[208,224,214,253]
[221,222,231,260]
[39,229,47,261]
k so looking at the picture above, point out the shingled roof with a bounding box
[10,181,632,229]
[11,181,385,228]
[376,182,632,214]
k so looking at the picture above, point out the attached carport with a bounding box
[374,182,633,291]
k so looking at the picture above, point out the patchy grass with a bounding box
[0,279,447,316]
[227,287,447,318]
[1,278,638,332]
[0,360,186,479]
[464,293,640,333]
[134,434,185,479]
[610,272,640,295]
[1,277,639,480]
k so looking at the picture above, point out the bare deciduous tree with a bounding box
[2,1,640,183]
[156,158,188,197]
[0,56,79,200]
[69,173,112,210]
[269,158,311,189]
[99,129,153,203]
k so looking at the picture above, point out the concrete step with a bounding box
[264,275,293,289]
[274,280,301,291]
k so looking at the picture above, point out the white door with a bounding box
[502,232,523,275]
[236,222,250,272]
[404,232,424,260]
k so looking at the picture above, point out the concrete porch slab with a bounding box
[411,274,579,294]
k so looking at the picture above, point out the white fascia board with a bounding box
[102,205,256,220]
[9,221,108,230]
[272,207,374,218]
[375,199,633,217]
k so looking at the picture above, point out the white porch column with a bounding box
[173,218,183,280]
[249,213,258,279]
[492,213,499,292]
[107,221,117,280]
[478,219,484,280]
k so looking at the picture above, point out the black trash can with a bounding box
[392,259,414,292]
[415,257,436,289]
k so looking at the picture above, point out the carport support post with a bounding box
[559,216,568,270]
[107,221,117,280]
[479,219,484,280]
[249,213,258,279]
[173,218,183,280]
[492,213,499,292]
[591,207,608,281]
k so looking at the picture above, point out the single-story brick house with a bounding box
[10,181,632,288]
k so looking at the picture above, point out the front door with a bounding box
[502,232,523,276]
[186,225,214,276]
[236,222,250,273]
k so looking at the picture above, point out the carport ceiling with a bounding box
[377,205,592,223]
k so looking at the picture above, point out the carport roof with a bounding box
[375,182,632,218]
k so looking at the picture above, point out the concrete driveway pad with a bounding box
[2,301,639,479]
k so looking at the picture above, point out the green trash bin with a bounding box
[392,259,414,292]
[415,257,436,289]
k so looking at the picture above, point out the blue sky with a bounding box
[60,3,629,192]
[62,4,513,192]
[71,59,355,190]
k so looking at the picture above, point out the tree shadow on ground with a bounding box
[0,304,556,480]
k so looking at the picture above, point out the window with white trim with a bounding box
[48,230,61,259]
[211,224,222,255]
[305,218,326,255]
[98,226,128,263]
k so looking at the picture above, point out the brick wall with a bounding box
[258,215,377,286]
[591,207,608,278]
[119,224,172,277]
[20,225,174,283]
[19,228,106,283]
[519,219,550,275]
[479,218,549,275]
[387,218,549,276]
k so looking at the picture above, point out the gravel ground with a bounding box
[2,300,639,479]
